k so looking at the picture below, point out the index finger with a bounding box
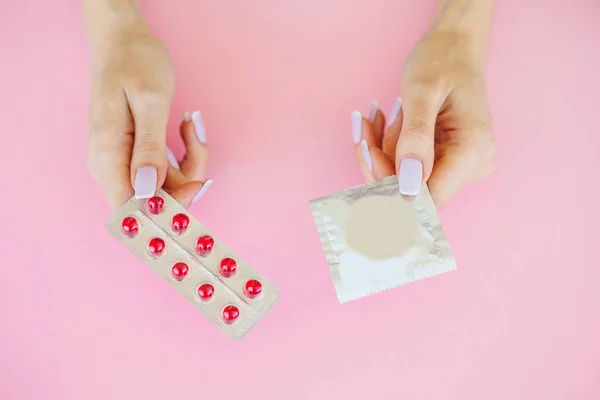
[87,129,135,210]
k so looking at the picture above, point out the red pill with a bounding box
[222,305,240,324]
[121,217,139,238]
[147,237,166,256]
[171,213,190,233]
[147,196,165,214]
[171,262,189,281]
[195,235,214,257]
[219,258,238,278]
[197,283,214,301]
[244,279,263,299]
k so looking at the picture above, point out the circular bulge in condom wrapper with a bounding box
[345,195,420,260]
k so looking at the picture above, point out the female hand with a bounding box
[83,0,211,210]
[353,0,495,208]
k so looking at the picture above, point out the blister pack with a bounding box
[106,190,279,339]
[310,175,457,303]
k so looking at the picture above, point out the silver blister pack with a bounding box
[106,190,279,339]
[310,175,457,303]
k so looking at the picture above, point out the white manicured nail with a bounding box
[398,157,423,196]
[387,97,403,128]
[361,140,372,173]
[166,146,179,169]
[191,111,207,144]
[134,166,157,199]
[184,111,191,122]
[368,101,378,124]
[192,179,213,203]
[351,111,362,144]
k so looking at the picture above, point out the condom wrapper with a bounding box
[106,190,279,339]
[310,176,457,303]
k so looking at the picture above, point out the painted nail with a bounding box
[192,179,213,203]
[398,157,423,196]
[134,166,158,199]
[361,140,372,173]
[351,111,362,144]
[166,146,180,169]
[191,111,207,144]
[184,111,192,122]
[387,97,403,128]
[368,101,379,124]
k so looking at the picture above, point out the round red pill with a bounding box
[219,258,238,278]
[171,262,189,281]
[244,279,263,299]
[121,217,139,238]
[197,283,214,301]
[195,235,214,257]
[171,213,190,233]
[147,196,165,214]
[222,305,240,324]
[147,237,166,256]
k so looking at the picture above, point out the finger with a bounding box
[162,161,187,191]
[179,111,209,181]
[166,146,180,169]
[395,89,445,196]
[367,101,385,147]
[127,87,172,199]
[88,131,135,210]
[352,111,380,181]
[167,179,213,209]
[86,92,135,210]
[356,138,395,182]
[382,97,403,163]
[426,154,468,208]
[352,111,378,147]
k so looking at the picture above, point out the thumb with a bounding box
[129,96,170,199]
[395,92,443,196]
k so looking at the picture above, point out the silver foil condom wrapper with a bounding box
[310,176,457,303]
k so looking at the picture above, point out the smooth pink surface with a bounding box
[1,0,600,399]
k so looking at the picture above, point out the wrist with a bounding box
[432,0,494,66]
[83,0,146,51]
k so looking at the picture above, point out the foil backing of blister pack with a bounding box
[106,189,279,340]
[310,175,457,303]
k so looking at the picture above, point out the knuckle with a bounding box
[130,81,173,108]
[403,116,435,136]
[134,87,164,106]
[404,76,447,99]
[134,135,164,155]
[398,129,433,156]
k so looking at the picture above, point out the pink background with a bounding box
[2,0,600,398]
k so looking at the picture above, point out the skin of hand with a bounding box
[83,0,210,210]
[353,0,495,208]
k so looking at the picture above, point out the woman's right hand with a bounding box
[84,1,211,210]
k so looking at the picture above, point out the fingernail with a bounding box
[387,97,403,128]
[134,166,158,199]
[351,111,362,144]
[191,111,207,144]
[192,179,213,203]
[398,157,423,196]
[361,140,372,173]
[166,146,180,169]
[184,111,191,122]
[368,101,378,124]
